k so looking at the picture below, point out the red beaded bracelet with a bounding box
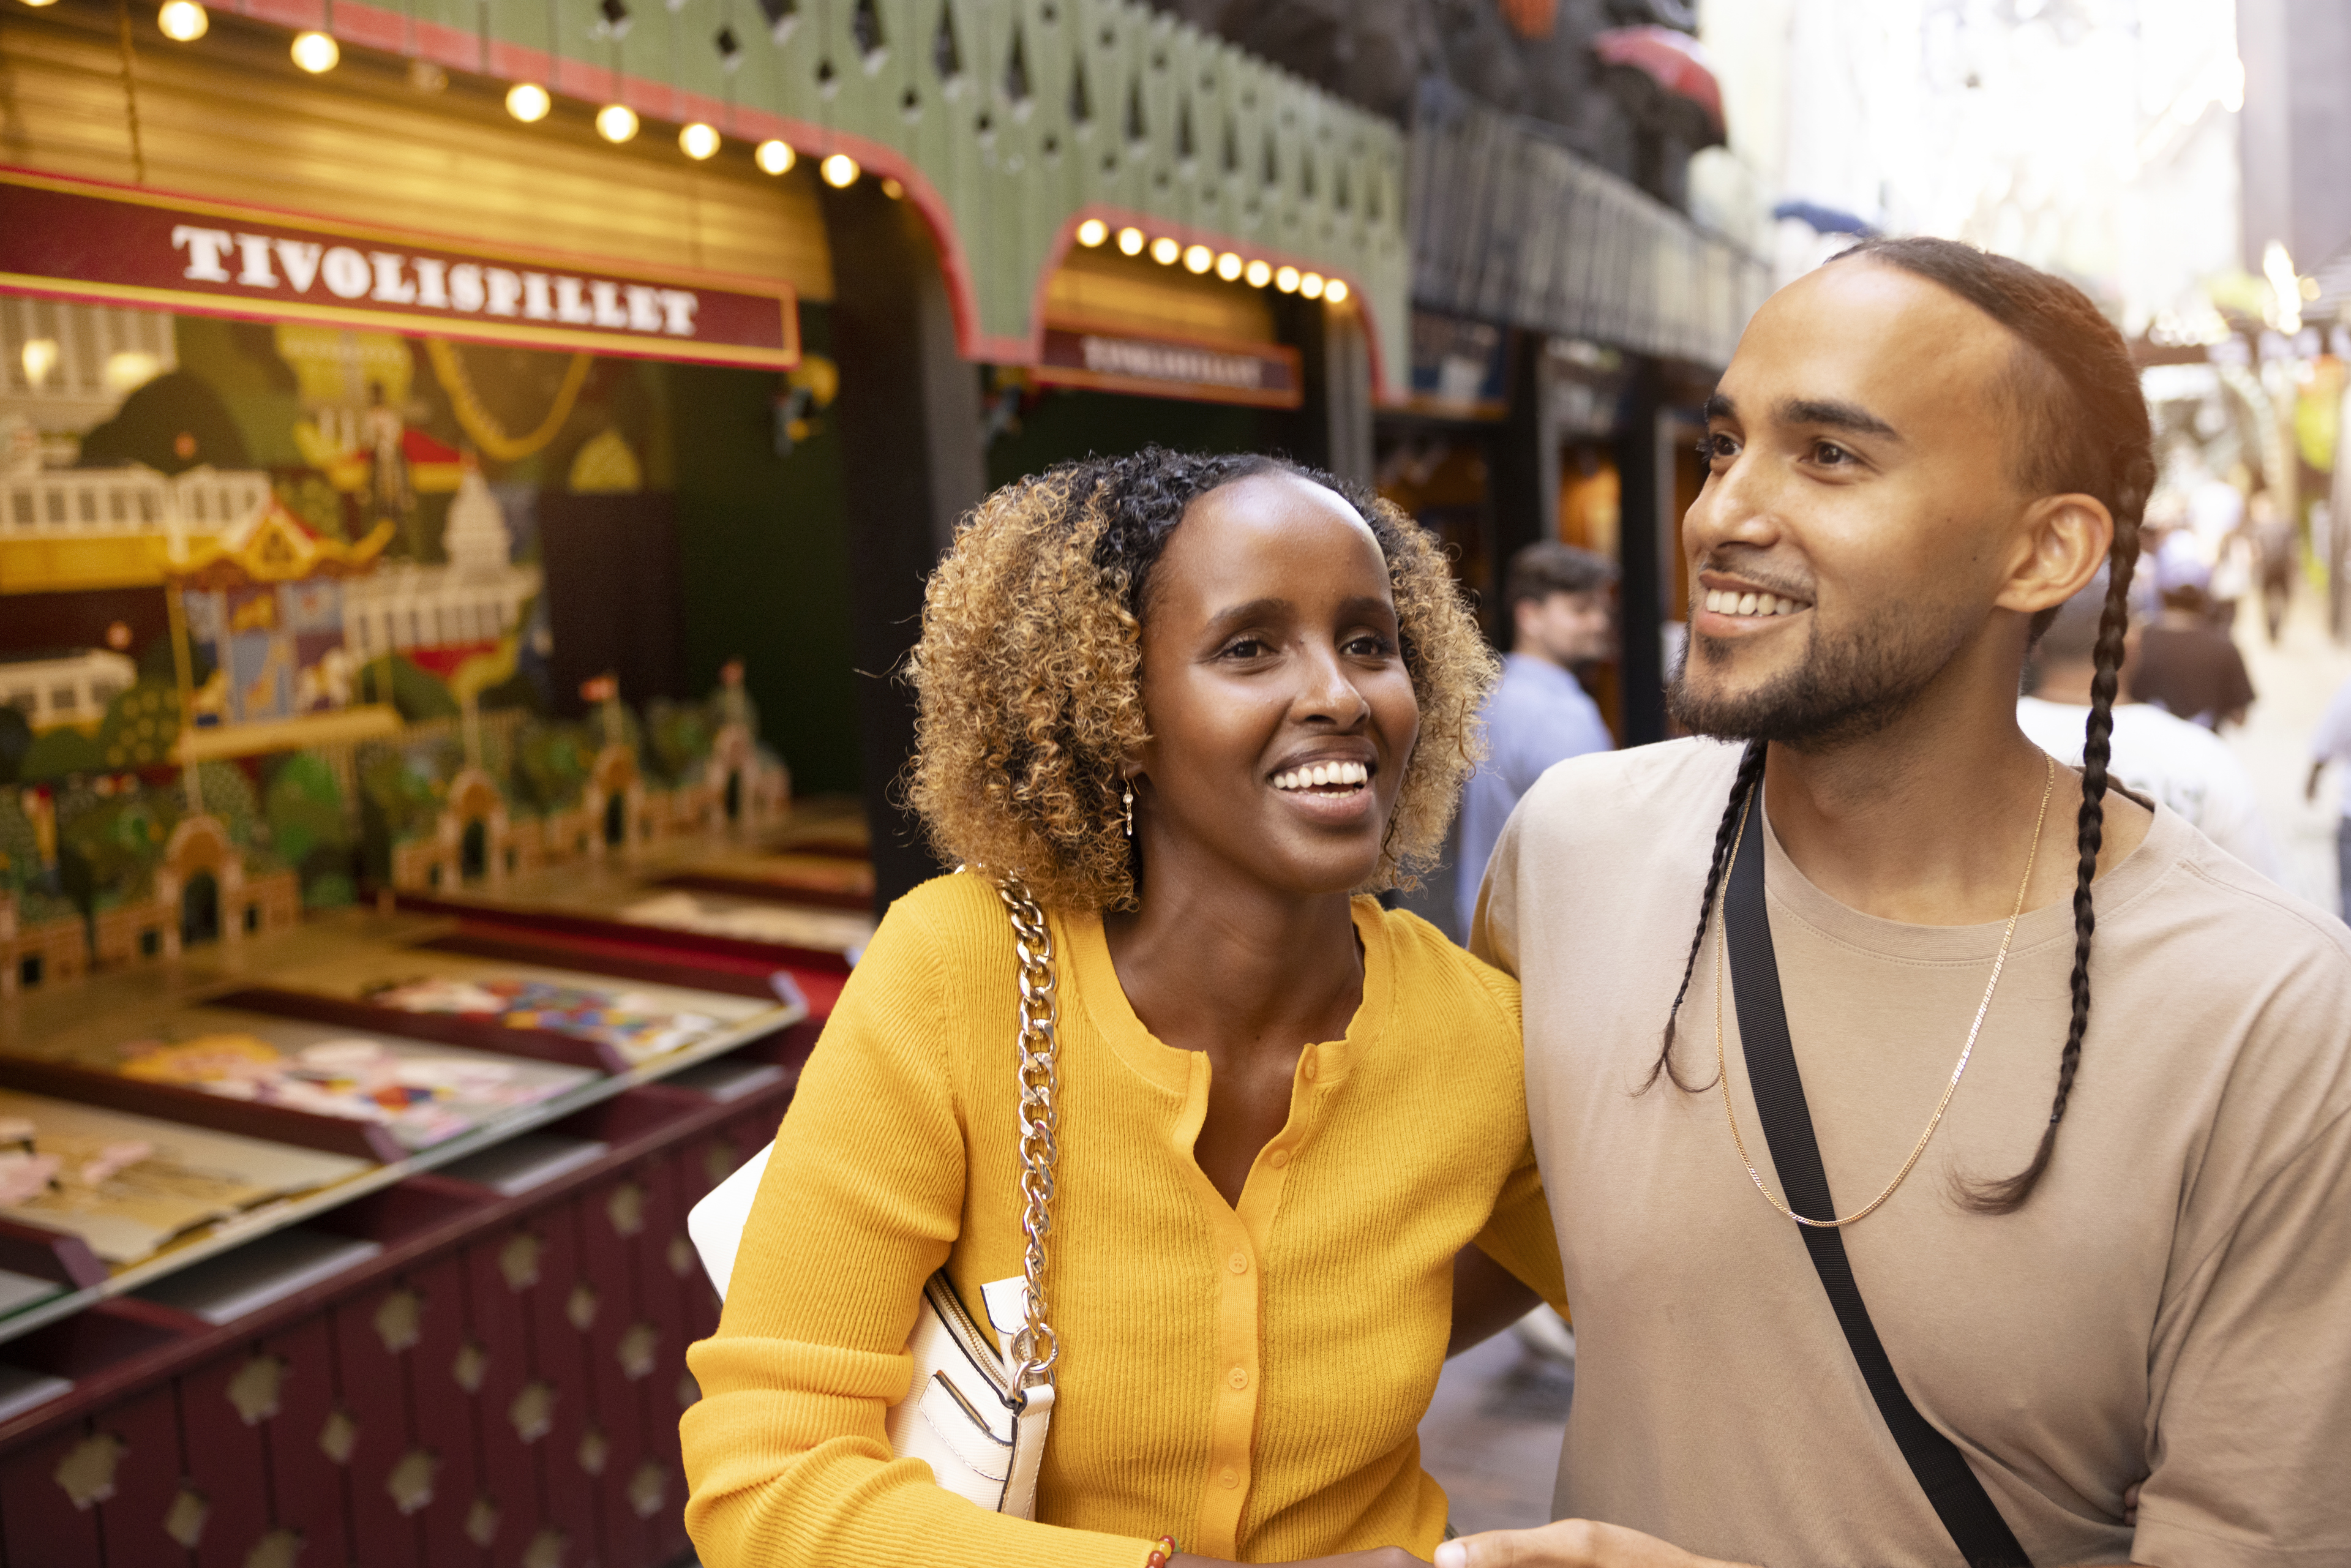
[1144,1536,1179,1568]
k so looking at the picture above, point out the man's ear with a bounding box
[1998,492,2113,617]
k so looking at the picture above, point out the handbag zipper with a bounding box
[926,1275,1019,1407]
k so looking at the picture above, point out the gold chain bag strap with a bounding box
[685,876,1063,1514]
[877,875,1063,1516]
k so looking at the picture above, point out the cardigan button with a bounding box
[1228,1252,1249,1274]
[1220,1467,1240,1488]
[1267,1148,1290,1168]
[1228,1366,1249,1390]
[1300,1054,1318,1082]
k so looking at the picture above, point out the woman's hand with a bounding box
[1433,1520,1749,1568]
[1174,1551,1427,1568]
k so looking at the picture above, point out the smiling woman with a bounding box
[682,449,1566,1568]
[906,451,1491,911]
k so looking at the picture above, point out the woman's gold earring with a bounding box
[1122,782,1134,839]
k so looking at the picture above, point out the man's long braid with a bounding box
[1645,739,1768,1092]
[1961,505,2142,1212]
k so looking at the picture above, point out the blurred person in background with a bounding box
[1452,542,1618,940]
[2020,573,2279,877]
[2251,489,2297,643]
[2128,567,2255,731]
[2309,670,2351,923]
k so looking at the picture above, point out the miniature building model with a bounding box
[341,468,540,664]
[0,889,90,994]
[399,765,519,890]
[0,648,137,729]
[171,499,392,727]
[586,743,651,860]
[707,722,788,830]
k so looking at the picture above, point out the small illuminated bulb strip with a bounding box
[1066,221,1348,304]
[1702,589,1802,617]
[1272,762,1368,792]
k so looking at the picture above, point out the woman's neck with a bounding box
[1100,867,1363,1066]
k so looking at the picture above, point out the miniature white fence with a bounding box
[0,467,272,538]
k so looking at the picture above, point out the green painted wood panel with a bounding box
[291,0,1409,386]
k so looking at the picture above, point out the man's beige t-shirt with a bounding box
[1474,738,2351,1568]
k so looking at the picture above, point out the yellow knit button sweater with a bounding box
[683,872,1564,1567]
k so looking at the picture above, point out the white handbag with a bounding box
[688,877,1063,1518]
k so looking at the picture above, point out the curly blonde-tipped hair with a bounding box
[906,448,1497,911]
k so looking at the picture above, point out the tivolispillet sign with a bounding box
[0,168,798,370]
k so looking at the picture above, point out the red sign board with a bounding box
[1035,323,1300,408]
[0,168,797,369]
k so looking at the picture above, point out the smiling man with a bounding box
[1453,239,2351,1568]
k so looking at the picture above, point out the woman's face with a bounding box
[1131,471,1420,901]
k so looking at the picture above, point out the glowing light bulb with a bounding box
[596,103,640,143]
[1076,218,1109,248]
[1182,244,1213,274]
[1244,258,1272,288]
[756,138,795,174]
[290,29,339,72]
[506,83,552,122]
[18,0,58,8]
[819,153,860,187]
[880,177,904,199]
[1273,266,1300,293]
[155,0,207,41]
[1116,226,1146,256]
[1322,279,1348,305]
[680,122,720,159]
[1150,236,1180,266]
[20,339,59,389]
[1215,252,1243,281]
[1298,272,1325,300]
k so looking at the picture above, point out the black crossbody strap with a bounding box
[1725,805,2033,1568]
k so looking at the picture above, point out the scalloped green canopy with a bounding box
[255,0,1411,392]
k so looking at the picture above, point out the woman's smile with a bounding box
[1267,750,1378,822]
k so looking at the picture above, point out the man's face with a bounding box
[1517,589,1614,667]
[1670,260,2037,746]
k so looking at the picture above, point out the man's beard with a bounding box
[1667,600,1963,749]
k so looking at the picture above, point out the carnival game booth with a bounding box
[0,0,1409,1560]
[0,13,838,1567]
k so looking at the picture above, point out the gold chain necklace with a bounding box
[1713,753,2056,1229]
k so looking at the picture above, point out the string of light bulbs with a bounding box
[113,2,1352,307]
[1071,218,1349,303]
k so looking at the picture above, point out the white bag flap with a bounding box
[687,1142,773,1300]
[980,1277,1029,1338]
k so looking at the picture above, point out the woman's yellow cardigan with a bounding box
[682,872,1565,1567]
